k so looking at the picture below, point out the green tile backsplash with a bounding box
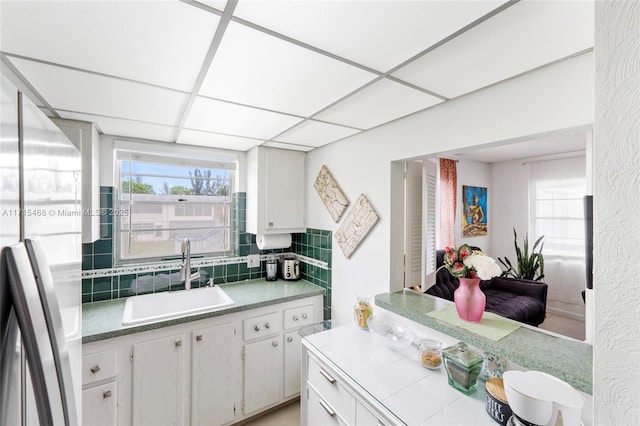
[82,188,332,319]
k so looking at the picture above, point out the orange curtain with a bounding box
[439,158,457,249]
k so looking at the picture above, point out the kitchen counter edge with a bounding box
[375,289,592,394]
[82,279,325,343]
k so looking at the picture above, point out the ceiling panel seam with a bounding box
[53,108,178,129]
[384,0,522,76]
[1,53,60,118]
[1,52,191,95]
[179,0,224,16]
[172,0,238,143]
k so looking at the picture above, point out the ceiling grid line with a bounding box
[0,0,595,152]
[172,0,239,143]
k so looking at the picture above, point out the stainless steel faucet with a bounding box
[180,238,200,289]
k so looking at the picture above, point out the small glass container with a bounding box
[442,342,484,394]
[353,295,372,329]
[417,338,442,369]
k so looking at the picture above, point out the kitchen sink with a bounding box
[122,286,234,326]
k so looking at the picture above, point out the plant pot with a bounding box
[454,278,486,322]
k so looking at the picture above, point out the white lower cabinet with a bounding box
[82,382,118,426]
[82,349,119,426]
[191,323,236,426]
[132,333,187,426]
[302,351,396,426]
[243,335,284,415]
[283,331,302,398]
[82,294,323,426]
[307,385,349,426]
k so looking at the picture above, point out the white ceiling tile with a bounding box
[58,111,177,143]
[262,141,314,152]
[392,1,594,98]
[8,57,189,126]
[0,1,219,92]
[198,22,377,116]
[273,120,361,148]
[194,1,228,12]
[184,96,303,140]
[177,129,262,151]
[315,79,443,129]
[233,1,507,72]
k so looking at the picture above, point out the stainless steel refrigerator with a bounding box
[1,73,82,425]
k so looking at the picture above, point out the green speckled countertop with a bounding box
[83,279,324,343]
[375,290,592,394]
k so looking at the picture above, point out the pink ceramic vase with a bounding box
[454,278,486,322]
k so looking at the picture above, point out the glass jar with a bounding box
[442,342,484,394]
[417,338,442,369]
[353,295,372,329]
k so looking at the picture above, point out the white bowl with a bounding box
[503,370,584,426]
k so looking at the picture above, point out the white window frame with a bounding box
[529,177,587,259]
[114,150,237,264]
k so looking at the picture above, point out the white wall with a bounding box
[593,1,640,423]
[455,159,491,250]
[306,51,594,322]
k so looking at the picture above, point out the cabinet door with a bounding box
[283,331,302,398]
[82,382,117,426]
[132,333,186,426]
[264,149,305,232]
[243,337,283,415]
[191,323,236,426]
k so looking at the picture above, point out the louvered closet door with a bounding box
[404,161,423,289]
[423,160,437,289]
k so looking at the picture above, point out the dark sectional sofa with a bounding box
[425,249,548,326]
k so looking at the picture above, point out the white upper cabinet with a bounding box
[52,118,100,243]
[246,146,306,235]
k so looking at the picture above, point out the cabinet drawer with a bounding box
[308,357,356,425]
[307,385,349,426]
[243,311,282,341]
[283,305,314,330]
[82,382,118,426]
[82,349,118,386]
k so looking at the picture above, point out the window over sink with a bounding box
[115,150,236,262]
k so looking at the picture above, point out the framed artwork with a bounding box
[313,165,349,223]
[335,194,379,258]
[462,185,487,237]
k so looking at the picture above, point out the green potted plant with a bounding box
[498,228,545,282]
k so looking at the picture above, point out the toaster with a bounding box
[278,255,301,280]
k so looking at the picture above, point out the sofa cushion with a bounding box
[483,289,546,327]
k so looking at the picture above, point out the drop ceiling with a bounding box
[0,0,594,152]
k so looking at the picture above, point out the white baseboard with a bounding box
[547,306,585,322]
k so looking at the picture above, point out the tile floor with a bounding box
[241,401,300,426]
[539,311,586,341]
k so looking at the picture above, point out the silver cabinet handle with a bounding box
[302,313,308,319]
[103,390,112,399]
[264,322,271,329]
[319,399,336,417]
[254,325,261,332]
[319,368,336,384]
[196,335,203,342]
[293,315,299,321]
[377,421,386,426]
[90,365,100,374]
[175,340,182,347]
[272,341,278,347]
[287,336,293,343]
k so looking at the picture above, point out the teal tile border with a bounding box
[82,189,332,312]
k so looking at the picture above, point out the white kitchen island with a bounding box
[300,320,593,426]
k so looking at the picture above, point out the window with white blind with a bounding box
[115,151,236,262]
[531,177,586,258]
